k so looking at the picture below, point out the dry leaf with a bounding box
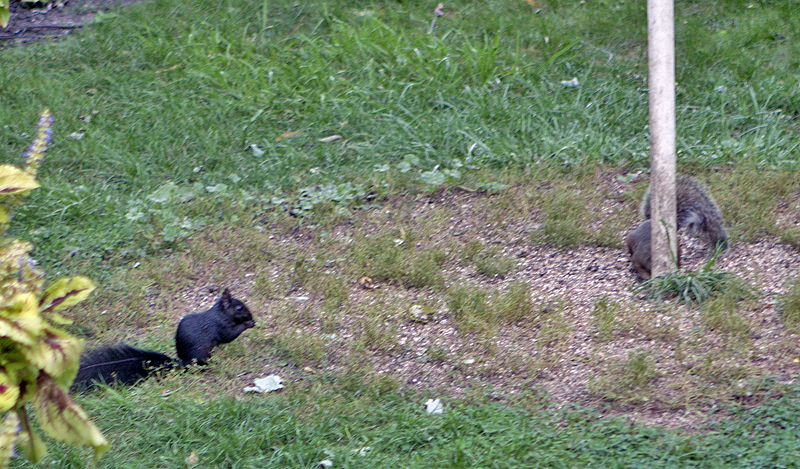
[317,134,342,143]
[186,450,199,467]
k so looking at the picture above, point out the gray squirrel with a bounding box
[626,175,729,279]
[72,288,254,391]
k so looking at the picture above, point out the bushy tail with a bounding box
[72,344,175,392]
[642,175,729,251]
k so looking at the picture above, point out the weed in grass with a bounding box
[633,250,740,304]
[425,346,450,363]
[405,248,447,289]
[356,315,398,353]
[539,189,589,248]
[289,255,318,291]
[591,296,622,342]
[351,230,445,289]
[692,351,749,387]
[474,247,516,279]
[267,329,327,369]
[780,277,800,333]
[335,353,399,397]
[319,310,340,335]
[493,281,536,324]
[320,274,349,312]
[447,284,496,337]
[253,270,278,299]
[624,351,659,388]
[534,303,571,352]
[460,239,484,264]
[589,351,660,402]
[714,170,800,243]
[460,239,516,279]
[701,291,753,342]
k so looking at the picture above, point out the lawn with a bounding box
[2,0,800,467]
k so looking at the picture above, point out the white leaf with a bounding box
[425,398,444,414]
[318,135,342,143]
[250,144,265,157]
[560,77,580,87]
[351,447,372,456]
[243,375,284,393]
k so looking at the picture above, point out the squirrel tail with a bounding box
[71,344,175,392]
[641,175,729,251]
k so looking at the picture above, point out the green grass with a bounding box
[781,277,800,332]
[4,0,800,465]
[16,385,800,469]
[2,0,799,275]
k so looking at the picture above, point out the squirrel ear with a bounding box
[221,288,232,308]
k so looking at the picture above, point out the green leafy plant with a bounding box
[0,0,9,28]
[633,249,737,304]
[0,110,109,467]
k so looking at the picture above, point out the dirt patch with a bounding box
[0,0,135,44]
[81,172,800,431]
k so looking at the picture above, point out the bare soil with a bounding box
[95,171,800,431]
[0,0,131,43]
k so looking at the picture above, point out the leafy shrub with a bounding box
[0,110,108,466]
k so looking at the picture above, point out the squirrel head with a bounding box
[220,288,254,325]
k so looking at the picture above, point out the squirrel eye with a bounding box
[236,306,243,311]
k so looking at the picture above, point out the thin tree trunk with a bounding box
[647,0,677,277]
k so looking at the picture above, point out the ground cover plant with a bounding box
[2,0,800,466]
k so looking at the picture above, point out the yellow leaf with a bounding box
[24,325,82,387]
[14,365,39,406]
[39,276,96,314]
[14,407,48,464]
[0,165,40,195]
[33,374,109,462]
[0,411,20,467]
[0,366,21,413]
[0,206,9,224]
[0,293,44,345]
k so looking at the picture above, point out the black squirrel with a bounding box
[626,175,729,279]
[72,288,255,391]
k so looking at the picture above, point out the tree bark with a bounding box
[647,0,678,277]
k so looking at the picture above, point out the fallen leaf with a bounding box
[318,134,342,143]
[425,398,444,414]
[244,375,285,393]
[186,451,199,467]
[250,144,265,157]
[358,276,378,289]
[155,64,182,74]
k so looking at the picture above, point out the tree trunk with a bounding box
[647,0,677,277]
